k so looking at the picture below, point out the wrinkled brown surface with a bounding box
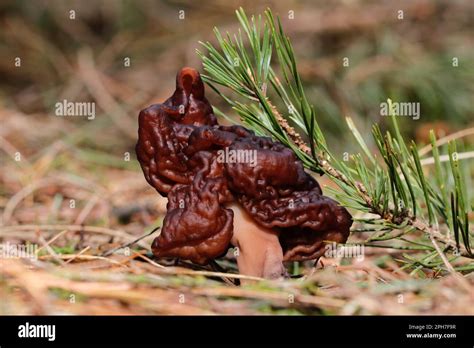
[136,67,352,264]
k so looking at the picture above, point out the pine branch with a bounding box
[197,8,474,269]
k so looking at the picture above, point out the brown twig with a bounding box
[428,235,473,295]
[271,110,473,259]
[101,226,160,257]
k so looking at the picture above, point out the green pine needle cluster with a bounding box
[197,8,473,274]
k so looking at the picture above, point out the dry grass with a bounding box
[1,251,473,315]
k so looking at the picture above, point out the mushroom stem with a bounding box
[228,203,286,281]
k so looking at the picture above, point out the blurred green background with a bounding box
[0,0,473,316]
[1,0,473,174]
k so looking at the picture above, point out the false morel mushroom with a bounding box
[136,67,353,279]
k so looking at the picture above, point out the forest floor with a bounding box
[1,155,472,315]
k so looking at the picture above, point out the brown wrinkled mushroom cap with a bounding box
[136,67,352,274]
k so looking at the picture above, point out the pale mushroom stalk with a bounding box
[229,203,286,279]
